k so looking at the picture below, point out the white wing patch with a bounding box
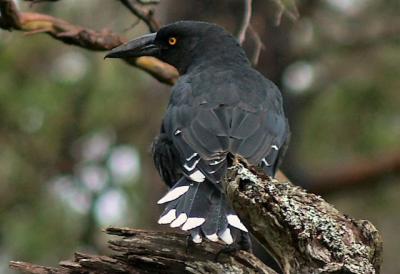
[184,158,201,172]
[209,158,224,166]
[186,153,198,161]
[189,170,205,182]
[262,158,271,167]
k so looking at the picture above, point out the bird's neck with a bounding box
[187,53,250,75]
[184,39,251,75]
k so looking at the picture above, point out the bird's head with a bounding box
[105,21,248,74]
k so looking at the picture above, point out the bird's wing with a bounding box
[163,78,289,184]
[152,126,183,187]
[155,74,289,242]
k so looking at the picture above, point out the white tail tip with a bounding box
[192,233,202,243]
[157,186,190,204]
[182,217,206,231]
[205,233,219,242]
[158,209,176,224]
[189,170,205,182]
[227,214,248,232]
[170,213,187,228]
[219,228,233,245]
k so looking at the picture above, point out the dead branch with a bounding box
[136,0,160,5]
[10,162,382,274]
[0,0,22,29]
[118,0,160,32]
[270,0,299,25]
[306,150,400,194]
[235,1,266,66]
[236,0,252,44]
[223,162,383,274]
[248,24,265,65]
[24,0,60,5]
[0,0,178,85]
[10,228,277,274]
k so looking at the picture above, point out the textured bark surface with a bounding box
[224,162,383,274]
[10,227,276,274]
[10,162,383,274]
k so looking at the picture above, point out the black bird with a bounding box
[105,21,290,246]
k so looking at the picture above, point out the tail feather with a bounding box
[158,198,179,224]
[157,177,189,204]
[201,191,228,239]
[190,227,202,243]
[157,177,248,245]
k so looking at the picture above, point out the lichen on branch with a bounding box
[224,162,383,274]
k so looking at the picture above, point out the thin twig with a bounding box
[118,0,160,32]
[236,0,252,45]
[24,0,60,2]
[248,24,265,65]
[24,0,59,4]
[271,0,299,26]
[122,17,141,33]
[136,0,160,5]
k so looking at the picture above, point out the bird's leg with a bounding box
[185,234,195,254]
[238,231,253,252]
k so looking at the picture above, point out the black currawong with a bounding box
[106,21,290,246]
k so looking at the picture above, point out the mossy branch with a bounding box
[223,162,383,274]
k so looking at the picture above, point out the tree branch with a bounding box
[248,24,265,65]
[118,0,160,32]
[306,150,400,194]
[9,162,382,274]
[0,0,22,29]
[270,0,299,25]
[223,161,382,274]
[0,0,178,85]
[236,0,252,45]
[10,228,277,274]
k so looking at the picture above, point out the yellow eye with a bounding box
[168,37,177,46]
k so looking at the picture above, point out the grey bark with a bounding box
[10,162,382,274]
[224,162,382,274]
[11,227,276,274]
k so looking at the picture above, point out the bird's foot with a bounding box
[185,234,195,254]
[214,243,240,261]
[214,232,252,261]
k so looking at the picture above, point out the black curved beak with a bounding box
[105,33,158,59]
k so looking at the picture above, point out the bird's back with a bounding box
[154,65,289,245]
[164,65,288,173]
